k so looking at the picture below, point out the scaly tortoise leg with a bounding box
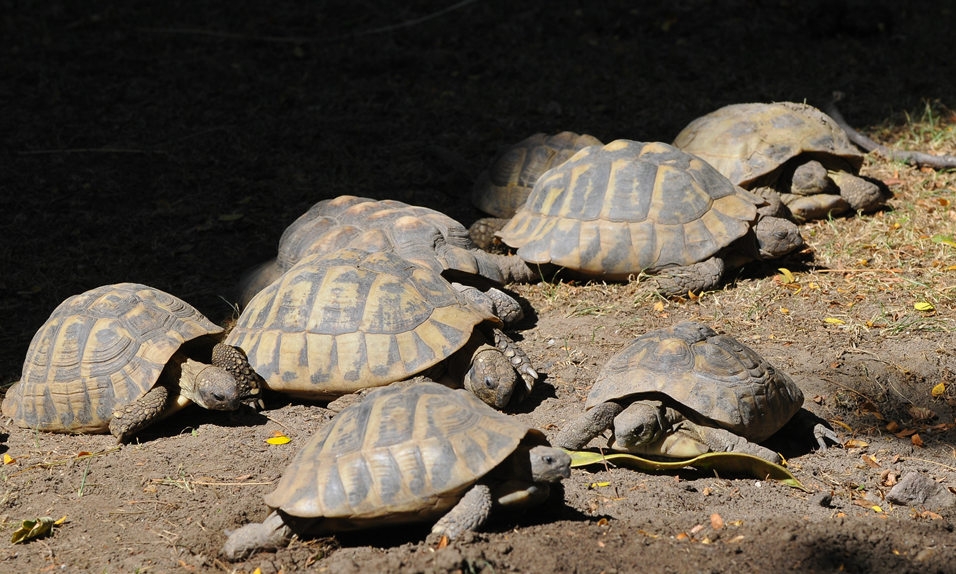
[490,328,537,403]
[653,257,725,298]
[468,218,511,251]
[552,402,624,450]
[213,343,265,410]
[432,483,493,539]
[109,384,171,443]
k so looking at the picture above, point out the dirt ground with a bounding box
[3,1,956,572]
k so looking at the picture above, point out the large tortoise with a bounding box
[226,247,537,409]
[1,283,261,443]
[496,140,806,296]
[553,321,836,464]
[236,195,534,308]
[673,102,884,221]
[222,381,570,559]
[469,131,603,249]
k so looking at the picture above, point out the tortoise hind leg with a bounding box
[552,402,624,450]
[222,510,296,560]
[432,483,493,539]
[691,424,782,464]
[109,384,171,443]
[830,171,883,212]
[653,257,725,298]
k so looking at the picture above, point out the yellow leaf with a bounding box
[808,282,820,289]
[253,569,262,574]
[779,308,789,314]
[54,516,67,525]
[265,436,291,445]
[831,420,853,431]
[932,382,946,397]
[914,302,936,312]
[3,454,14,465]
[11,517,56,544]
[872,506,883,513]
[824,318,845,324]
[947,265,956,271]
[653,301,665,312]
[778,268,795,284]
[589,482,611,488]
[843,438,868,448]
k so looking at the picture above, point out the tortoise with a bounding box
[235,195,535,309]
[225,247,538,409]
[495,140,806,296]
[1,283,261,443]
[221,381,570,559]
[673,102,884,221]
[469,131,603,249]
[553,321,837,464]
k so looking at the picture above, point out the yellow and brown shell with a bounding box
[1,283,224,434]
[471,132,603,218]
[672,102,864,189]
[237,196,513,307]
[496,140,761,280]
[586,322,804,442]
[226,248,500,398]
[263,382,546,528]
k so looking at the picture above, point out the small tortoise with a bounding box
[226,247,537,408]
[496,140,805,296]
[236,195,535,308]
[469,131,603,249]
[1,283,261,443]
[673,102,884,221]
[221,381,571,559]
[553,321,836,463]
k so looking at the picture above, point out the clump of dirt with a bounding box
[2,1,956,573]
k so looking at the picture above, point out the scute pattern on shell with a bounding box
[277,195,509,284]
[672,102,864,188]
[264,383,544,526]
[471,132,603,218]
[1,283,223,434]
[496,140,760,279]
[226,248,498,398]
[587,321,804,442]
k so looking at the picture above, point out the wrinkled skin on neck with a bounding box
[494,444,572,483]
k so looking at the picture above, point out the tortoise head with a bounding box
[753,216,804,260]
[527,445,572,483]
[462,344,517,409]
[187,366,241,411]
[611,400,667,449]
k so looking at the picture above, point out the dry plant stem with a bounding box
[825,95,956,169]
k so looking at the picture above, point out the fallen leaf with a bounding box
[912,434,924,447]
[653,301,665,312]
[932,382,947,398]
[270,430,286,438]
[908,406,937,421]
[843,439,868,448]
[885,421,900,432]
[880,470,899,487]
[265,436,291,445]
[862,455,880,469]
[780,307,790,314]
[3,454,14,465]
[711,513,724,530]
[690,524,705,535]
[75,451,92,458]
[54,516,67,525]
[931,234,956,248]
[921,510,943,520]
[727,535,745,543]
[11,517,56,544]
[675,532,689,541]
[914,302,936,312]
[702,487,712,496]
[872,506,883,513]
[831,420,853,432]
[824,318,845,324]
[437,535,449,549]
[778,268,795,284]
[895,429,917,438]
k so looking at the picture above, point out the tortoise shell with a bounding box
[237,196,511,307]
[496,140,762,280]
[672,102,864,189]
[586,321,804,442]
[225,247,500,398]
[471,132,603,218]
[263,382,547,527]
[1,283,223,434]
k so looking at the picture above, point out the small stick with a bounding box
[149,478,273,486]
[825,93,956,169]
[809,268,904,273]
[77,456,93,497]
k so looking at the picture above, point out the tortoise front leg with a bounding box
[213,343,265,410]
[551,401,624,450]
[109,384,171,443]
[692,424,783,464]
[221,510,296,560]
[653,257,725,298]
[431,484,493,540]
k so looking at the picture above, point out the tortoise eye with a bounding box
[544,456,554,464]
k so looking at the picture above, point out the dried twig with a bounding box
[141,0,481,44]
[149,478,273,486]
[825,92,956,169]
